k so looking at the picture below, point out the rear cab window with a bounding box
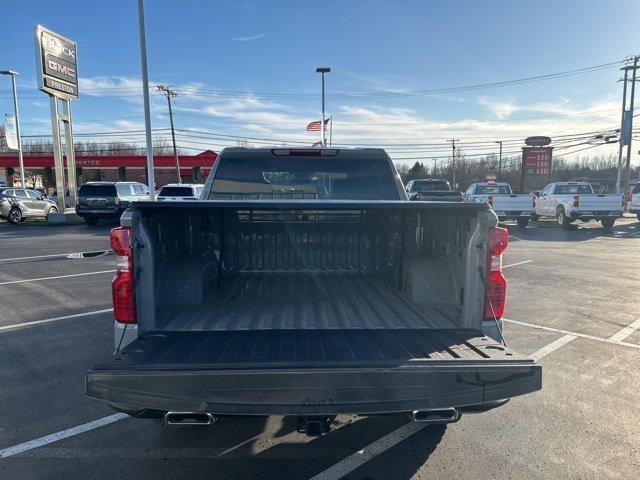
[79,185,117,197]
[209,153,399,200]
[411,181,451,193]
[475,185,512,195]
[116,185,132,196]
[554,184,593,195]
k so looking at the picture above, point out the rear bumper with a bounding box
[86,361,541,416]
[570,211,623,220]
[76,207,124,218]
[495,211,534,220]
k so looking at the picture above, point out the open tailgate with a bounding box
[87,330,541,415]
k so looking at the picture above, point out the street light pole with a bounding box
[1,70,25,187]
[137,0,156,200]
[316,67,330,146]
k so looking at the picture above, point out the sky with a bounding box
[1,0,640,165]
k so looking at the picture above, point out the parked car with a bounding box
[405,179,462,201]
[157,183,204,201]
[464,182,535,227]
[76,181,149,226]
[0,188,58,224]
[534,181,624,231]
[86,147,541,434]
[49,189,73,209]
[628,182,640,220]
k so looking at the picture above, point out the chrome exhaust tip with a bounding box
[411,408,460,424]
[164,411,216,425]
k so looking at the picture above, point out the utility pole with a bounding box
[447,139,459,188]
[432,158,437,176]
[622,56,639,197]
[616,67,629,192]
[156,84,181,183]
[316,67,331,146]
[495,140,503,179]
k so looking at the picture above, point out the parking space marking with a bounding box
[503,260,533,269]
[310,330,582,480]
[0,251,111,263]
[609,317,640,342]
[504,318,640,351]
[309,422,427,480]
[0,308,113,333]
[0,270,115,286]
[0,413,127,459]
[530,334,576,361]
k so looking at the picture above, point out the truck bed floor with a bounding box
[157,274,460,331]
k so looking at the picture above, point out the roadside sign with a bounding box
[621,109,633,146]
[4,115,18,150]
[523,147,552,175]
[34,25,79,100]
[525,136,551,147]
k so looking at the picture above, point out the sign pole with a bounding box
[520,147,526,193]
[62,100,77,209]
[50,97,66,212]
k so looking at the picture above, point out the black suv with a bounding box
[76,182,149,225]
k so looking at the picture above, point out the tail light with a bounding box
[572,195,579,208]
[115,197,121,205]
[487,195,493,207]
[110,227,137,324]
[483,227,508,320]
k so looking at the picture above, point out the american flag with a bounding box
[306,119,330,131]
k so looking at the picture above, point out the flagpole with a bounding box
[316,67,330,147]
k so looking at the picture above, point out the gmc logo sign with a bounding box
[47,60,76,79]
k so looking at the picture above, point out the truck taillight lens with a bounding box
[572,195,579,208]
[483,227,508,320]
[487,195,493,206]
[110,227,137,324]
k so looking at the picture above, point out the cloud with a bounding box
[231,33,267,42]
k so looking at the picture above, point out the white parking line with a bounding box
[0,250,111,263]
[310,330,580,480]
[0,270,115,286]
[609,317,640,342]
[502,260,533,269]
[0,414,127,459]
[0,308,113,333]
[530,334,576,362]
[504,318,640,350]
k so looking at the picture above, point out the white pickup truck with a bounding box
[464,182,535,227]
[628,183,640,220]
[534,181,624,231]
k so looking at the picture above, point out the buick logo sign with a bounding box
[35,25,79,99]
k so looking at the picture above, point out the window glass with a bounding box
[159,186,194,197]
[210,156,399,200]
[116,185,132,196]
[79,185,117,197]
[410,180,451,192]
[475,185,512,194]
[14,189,28,198]
[632,183,640,194]
[26,190,41,199]
[554,184,593,195]
[132,184,145,195]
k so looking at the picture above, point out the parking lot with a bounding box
[0,216,639,479]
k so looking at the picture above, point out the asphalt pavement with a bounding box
[0,216,639,479]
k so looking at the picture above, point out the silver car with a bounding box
[0,188,59,224]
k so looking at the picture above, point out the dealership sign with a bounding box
[522,147,552,175]
[34,25,79,99]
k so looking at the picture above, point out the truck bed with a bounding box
[157,274,459,331]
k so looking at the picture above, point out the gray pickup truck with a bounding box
[86,147,540,435]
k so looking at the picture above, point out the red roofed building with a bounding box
[0,151,217,190]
